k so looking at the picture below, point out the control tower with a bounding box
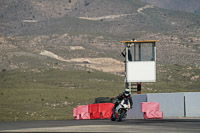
[120,40,159,94]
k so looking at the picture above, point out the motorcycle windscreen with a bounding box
[124,99,129,105]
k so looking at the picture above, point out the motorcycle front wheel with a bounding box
[111,113,116,121]
[117,110,126,121]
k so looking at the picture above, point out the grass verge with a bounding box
[0,64,199,121]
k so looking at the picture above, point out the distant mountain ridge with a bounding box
[0,0,200,122]
[0,0,200,71]
[140,0,200,15]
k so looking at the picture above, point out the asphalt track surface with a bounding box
[0,119,200,132]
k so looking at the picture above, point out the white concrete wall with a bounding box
[127,92,200,119]
[184,92,200,117]
[127,94,147,119]
[147,93,185,118]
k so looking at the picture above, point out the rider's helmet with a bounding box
[123,88,131,96]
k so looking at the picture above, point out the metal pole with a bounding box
[154,42,156,61]
[134,44,136,61]
[139,44,141,61]
[125,43,129,89]
[137,83,141,94]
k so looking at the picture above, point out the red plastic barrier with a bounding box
[88,104,100,119]
[144,110,163,119]
[77,105,90,119]
[73,108,78,119]
[141,102,159,112]
[98,103,114,119]
[74,103,115,120]
[141,102,163,119]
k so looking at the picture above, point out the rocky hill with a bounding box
[0,0,200,122]
[140,0,200,15]
[0,0,200,72]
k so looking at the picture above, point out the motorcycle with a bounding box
[111,98,131,121]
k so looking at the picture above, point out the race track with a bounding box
[0,119,200,132]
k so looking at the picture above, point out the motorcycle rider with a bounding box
[112,88,133,114]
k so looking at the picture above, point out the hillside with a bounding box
[1,0,200,67]
[0,0,200,121]
[140,0,200,15]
